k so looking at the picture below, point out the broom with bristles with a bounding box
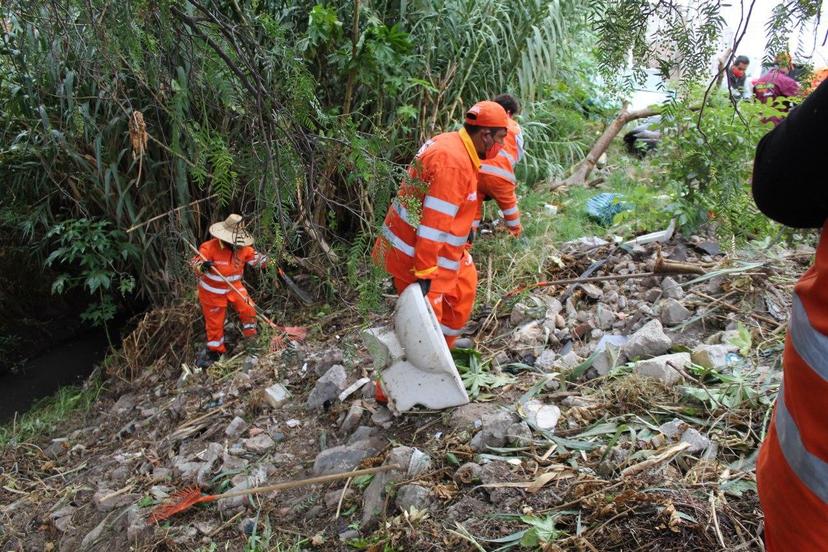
[149,464,396,523]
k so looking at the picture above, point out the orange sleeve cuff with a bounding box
[413,266,438,278]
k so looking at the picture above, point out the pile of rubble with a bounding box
[0,234,810,551]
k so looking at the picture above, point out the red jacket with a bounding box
[374,129,480,293]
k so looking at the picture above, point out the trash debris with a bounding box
[585,192,631,225]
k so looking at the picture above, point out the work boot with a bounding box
[195,350,221,369]
[452,337,474,350]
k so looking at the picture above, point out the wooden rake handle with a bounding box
[214,464,397,500]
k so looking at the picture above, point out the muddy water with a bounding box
[0,331,111,423]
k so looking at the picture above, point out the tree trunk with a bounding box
[553,105,659,189]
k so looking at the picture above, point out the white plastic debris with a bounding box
[544,204,559,216]
[362,284,469,414]
[623,219,676,247]
[339,377,371,402]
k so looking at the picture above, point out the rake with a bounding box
[148,465,395,523]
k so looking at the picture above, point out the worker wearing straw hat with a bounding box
[191,214,269,367]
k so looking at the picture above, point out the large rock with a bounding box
[395,484,432,512]
[307,365,348,410]
[622,320,672,359]
[691,344,737,371]
[469,411,521,451]
[661,277,684,299]
[361,447,432,528]
[634,352,690,386]
[312,437,383,475]
[660,299,691,326]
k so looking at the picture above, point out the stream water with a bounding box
[0,330,112,423]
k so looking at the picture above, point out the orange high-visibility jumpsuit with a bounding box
[373,129,481,348]
[475,117,524,236]
[757,224,828,550]
[191,238,268,352]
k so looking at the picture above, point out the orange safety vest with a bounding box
[758,223,828,550]
[374,130,479,294]
[191,238,267,301]
[475,117,523,233]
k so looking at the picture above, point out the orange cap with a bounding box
[464,100,508,128]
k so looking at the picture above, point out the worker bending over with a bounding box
[475,93,525,237]
[752,79,828,549]
[374,101,508,348]
[191,214,269,367]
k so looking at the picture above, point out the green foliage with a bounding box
[653,96,781,241]
[45,219,138,324]
[452,348,515,400]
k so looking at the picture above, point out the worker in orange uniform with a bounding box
[191,214,269,368]
[752,79,828,549]
[474,94,525,237]
[374,101,509,348]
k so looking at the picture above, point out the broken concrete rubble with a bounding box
[634,352,691,385]
[660,298,691,326]
[306,364,348,410]
[361,446,432,527]
[622,319,672,359]
[312,436,384,475]
[395,484,432,512]
[691,343,737,371]
[661,276,684,299]
[264,383,291,408]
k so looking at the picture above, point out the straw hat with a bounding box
[209,214,254,246]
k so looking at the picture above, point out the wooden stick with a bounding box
[215,465,395,500]
[126,194,217,233]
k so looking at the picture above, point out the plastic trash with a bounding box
[362,284,469,414]
[585,193,631,226]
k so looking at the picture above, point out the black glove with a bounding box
[417,278,431,296]
[200,260,214,273]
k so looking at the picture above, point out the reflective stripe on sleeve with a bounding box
[516,133,525,162]
[423,195,459,217]
[242,323,256,329]
[391,200,415,227]
[505,218,521,228]
[437,256,459,271]
[247,254,268,267]
[472,220,480,229]
[416,225,468,247]
[776,387,828,504]
[381,224,415,257]
[501,206,519,216]
[200,280,230,295]
[498,149,516,166]
[790,293,828,382]
[207,338,224,348]
[479,164,516,184]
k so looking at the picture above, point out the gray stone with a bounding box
[225,416,248,438]
[556,351,583,370]
[264,383,291,408]
[325,487,355,509]
[395,484,432,512]
[634,352,691,386]
[660,299,691,326]
[661,277,684,299]
[340,403,364,433]
[511,320,548,356]
[50,505,76,532]
[348,425,379,444]
[312,347,345,376]
[521,400,560,432]
[622,320,672,359]
[80,519,106,549]
[242,433,275,453]
[691,344,737,371]
[371,406,393,425]
[644,288,662,303]
[453,462,483,484]
[339,529,360,542]
[595,303,615,330]
[507,421,534,446]
[534,349,557,371]
[448,403,499,433]
[307,365,348,410]
[111,393,136,414]
[592,334,628,376]
[243,355,258,371]
[361,447,431,528]
[659,418,712,454]
[312,438,383,475]
[218,466,270,514]
[578,283,603,300]
[173,460,204,482]
[470,410,519,451]
[126,505,148,541]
